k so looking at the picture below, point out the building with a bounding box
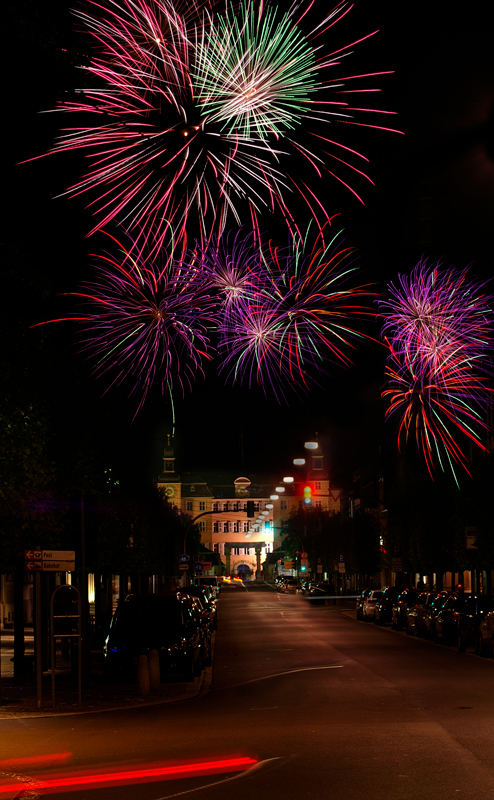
[157,437,342,580]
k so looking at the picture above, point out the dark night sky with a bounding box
[3,1,494,488]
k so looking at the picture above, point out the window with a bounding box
[265,542,273,553]
[198,521,206,532]
[313,456,323,470]
[223,521,230,533]
[233,521,240,533]
[315,481,321,490]
[243,522,249,533]
[281,499,288,510]
[254,502,260,511]
[213,502,219,511]
[165,461,173,471]
[223,502,229,511]
[199,501,206,512]
[315,500,321,509]
[186,501,193,512]
[213,522,220,533]
[233,548,240,556]
[214,543,225,555]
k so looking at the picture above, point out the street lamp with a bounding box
[283,476,294,483]
[304,441,318,450]
[293,458,306,466]
[275,486,285,493]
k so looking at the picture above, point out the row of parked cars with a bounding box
[103,583,218,682]
[356,587,494,656]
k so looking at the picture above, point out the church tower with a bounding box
[156,435,182,504]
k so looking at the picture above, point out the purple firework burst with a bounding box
[380,259,494,482]
[217,223,376,400]
[65,232,218,409]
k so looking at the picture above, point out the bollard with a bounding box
[148,649,160,692]
[136,654,150,696]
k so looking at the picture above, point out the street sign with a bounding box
[179,564,189,570]
[25,561,42,571]
[316,565,323,573]
[301,552,308,559]
[317,557,322,565]
[284,560,294,569]
[201,562,212,570]
[339,553,345,562]
[338,562,345,573]
[42,550,76,561]
[179,554,190,563]
[295,550,301,557]
[42,561,76,571]
[24,550,42,560]
[301,558,309,567]
[194,562,204,573]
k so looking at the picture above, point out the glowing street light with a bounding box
[283,476,294,483]
[275,486,285,493]
[293,458,306,466]
[304,441,318,450]
[270,494,279,500]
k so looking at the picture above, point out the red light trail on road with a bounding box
[0,757,257,795]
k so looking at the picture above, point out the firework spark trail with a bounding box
[30,0,401,250]
[218,223,376,400]
[49,231,218,412]
[380,260,494,483]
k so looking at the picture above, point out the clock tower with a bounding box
[156,435,181,505]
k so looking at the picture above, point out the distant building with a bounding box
[157,437,342,580]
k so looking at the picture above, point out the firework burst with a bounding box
[37,231,219,411]
[32,0,401,250]
[380,260,494,482]
[218,223,376,399]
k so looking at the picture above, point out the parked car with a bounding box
[406,591,438,636]
[280,578,300,594]
[373,586,399,626]
[178,585,217,631]
[391,588,421,631]
[434,592,473,645]
[423,591,452,640]
[194,576,221,597]
[455,594,494,652]
[475,597,494,657]
[362,590,382,620]
[180,594,212,667]
[356,590,371,620]
[104,594,203,682]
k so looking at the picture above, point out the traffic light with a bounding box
[303,485,312,505]
[246,500,255,518]
[300,565,307,571]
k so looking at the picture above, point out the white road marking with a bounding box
[153,758,282,799]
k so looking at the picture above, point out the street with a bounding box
[1,583,494,800]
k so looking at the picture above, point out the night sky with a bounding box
[4,1,494,489]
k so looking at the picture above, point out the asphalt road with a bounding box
[1,582,494,800]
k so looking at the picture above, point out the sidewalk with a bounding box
[0,636,213,719]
